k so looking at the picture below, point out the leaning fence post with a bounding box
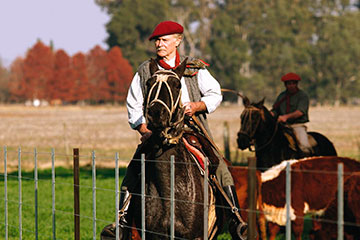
[73,148,80,240]
[285,162,291,240]
[337,163,344,240]
[34,148,38,240]
[18,147,22,240]
[4,146,8,240]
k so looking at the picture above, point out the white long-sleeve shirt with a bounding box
[126,57,222,129]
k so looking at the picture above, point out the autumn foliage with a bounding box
[8,40,133,104]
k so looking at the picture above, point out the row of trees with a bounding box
[0,41,133,104]
[96,0,360,105]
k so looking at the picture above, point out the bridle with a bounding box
[239,106,262,140]
[145,69,184,144]
[239,105,279,152]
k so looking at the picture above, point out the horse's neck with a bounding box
[254,115,277,145]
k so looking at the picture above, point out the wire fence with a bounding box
[1,147,359,240]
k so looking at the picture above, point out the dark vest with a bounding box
[137,56,213,138]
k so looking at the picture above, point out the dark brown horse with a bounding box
[122,59,227,239]
[237,97,337,171]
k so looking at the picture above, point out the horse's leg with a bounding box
[267,222,280,240]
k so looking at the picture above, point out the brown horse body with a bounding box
[237,98,337,172]
[235,98,339,239]
[126,59,229,239]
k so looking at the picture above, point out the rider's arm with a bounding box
[126,72,146,129]
[278,91,309,123]
[277,110,304,123]
[197,69,222,114]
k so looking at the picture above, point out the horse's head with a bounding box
[237,97,267,150]
[145,58,187,144]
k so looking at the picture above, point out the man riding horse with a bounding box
[122,21,247,239]
[270,72,312,155]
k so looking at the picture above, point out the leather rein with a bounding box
[145,70,185,145]
[239,106,279,152]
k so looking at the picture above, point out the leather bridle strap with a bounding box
[191,115,223,157]
[145,69,185,144]
[146,70,182,122]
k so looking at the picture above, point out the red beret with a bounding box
[148,21,184,41]
[281,72,301,82]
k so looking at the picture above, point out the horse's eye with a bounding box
[170,78,181,89]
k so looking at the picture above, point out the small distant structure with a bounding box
[24,99,49,107]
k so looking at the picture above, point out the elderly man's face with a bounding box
[155,34,181,60]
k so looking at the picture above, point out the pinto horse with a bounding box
[114,59,229,239]
[236,97,337,171]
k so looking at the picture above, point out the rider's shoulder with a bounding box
[297,89,309,98]
[182,56,210,77]
[137,59,151,72]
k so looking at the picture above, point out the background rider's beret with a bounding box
[281,72,301,82]
[148,21,184,41]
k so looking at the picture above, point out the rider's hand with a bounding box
[140,131,152,142]
[183,101,206,116]
[277,115,288,123]
[136,124,152,142]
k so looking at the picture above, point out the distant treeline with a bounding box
[96,0,360,105]
[0,41,133,105]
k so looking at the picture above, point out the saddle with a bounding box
[283,125,316,154]
[183,131,219,174]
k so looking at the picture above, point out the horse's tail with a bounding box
[308,132,337,156]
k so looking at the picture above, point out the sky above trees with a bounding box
[0,0,109,67]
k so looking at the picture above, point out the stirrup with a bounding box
[118,211,128,228]
[238,222,248,240]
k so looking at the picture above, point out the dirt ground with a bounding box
[0,104,359,170]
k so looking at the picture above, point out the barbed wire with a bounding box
[1,148,360,239]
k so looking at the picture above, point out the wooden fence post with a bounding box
[248,157,257,239]
[223,121,231,161]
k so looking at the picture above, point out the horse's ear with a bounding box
[174,57,188,79]
[258,98,265,106]
[243,96,250,107]
[149,58,158,76]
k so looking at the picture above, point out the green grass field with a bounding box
[0,167,124,239]
[0,167,317,240]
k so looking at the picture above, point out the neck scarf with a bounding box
[156,50,180,70]
[273,88,299,113]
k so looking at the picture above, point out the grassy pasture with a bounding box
[0,104,359,239]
